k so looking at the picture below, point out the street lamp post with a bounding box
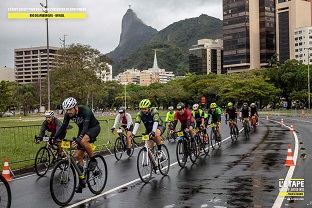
[40,0,50,110]
[308,49,310,110]
[38,53,42,108]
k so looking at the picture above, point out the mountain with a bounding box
[106,9,158,64]
[113,14,223,76]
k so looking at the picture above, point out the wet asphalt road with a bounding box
[8,117,311,208]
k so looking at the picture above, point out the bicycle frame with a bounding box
[141,135,157,169]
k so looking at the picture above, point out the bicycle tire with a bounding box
[0,174,11,208]
[129,139,135,157]
[230,126,236,142]
[35,146,51,177]
[210,129,216,150]
[113,137,124,161]
[202,135,210,155]
[244,122,250,140]
[137,147,153,183]
[87,154,108,194]
[253,119,257,133]
[50,160,77,206]
[176,139,187,167]
[158,144,170,176]
[189,140,198,164]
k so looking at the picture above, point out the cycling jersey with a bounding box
[112,112,133,130]
[250,107,259,117]
[192,109,204,126]
[54,105,100,140]
[225,107,238,120]
[240,107,250,118]
[172,109,195,129]
[207,108,222,123]
[39,117,65,138]
[132,108,164,134]
[165,111,175,122]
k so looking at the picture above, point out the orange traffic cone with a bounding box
[266,115,268,120]
[285,144,295,167]
[280,118,284,126]
[2,158,11,181]
[18,117,22,122]
[290,124,294,133]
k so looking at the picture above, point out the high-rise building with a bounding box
[0,66,15,82]
[276,0,311,64]
[294,26,312,64]
[14,46,60,84]
[223,0,276,72]
[189,39,224,74]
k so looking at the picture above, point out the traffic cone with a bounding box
[2,158,11,181]
[266,115,268,120]
[19,117,22,122]
[290,124,294,133]
[285,144,295,167]
[280,119,284,126]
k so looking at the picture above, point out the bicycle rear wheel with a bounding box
[35,146,51,177]
[0,174,11,208]
[158,144,170,176]
[244,123,250,140]
[137,147,153,183]
[189,140,198,164]
[113,137,124,161]
[202,135,210,155]
[210,130,217,150]
[176,139,187,167]
[87,154,108,194]
[50,160,77,206]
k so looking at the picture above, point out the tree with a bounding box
[13,84,37,116]
[0,81,15,113]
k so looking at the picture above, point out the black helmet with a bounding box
[176,102,185,110]
[118,107,126,113]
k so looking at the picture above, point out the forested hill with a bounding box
[113,14,223,76]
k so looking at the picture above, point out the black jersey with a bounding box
[225,107,237,120]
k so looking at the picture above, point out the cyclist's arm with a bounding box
[225,110,228,120]
[132,113,142,135]
[38,120,48,137]
[54,115,69,139]
[172,120,178,130]
[54,118,63,134]
[112,114,121,129]
[80,114,91,138]
[185,110,192,128]
[151,111,160,133]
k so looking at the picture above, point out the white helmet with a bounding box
[250,103,256,107]
[168,106,174,110]
[45,110,54,117]
[62,97,77,110]
[192,103,199,110]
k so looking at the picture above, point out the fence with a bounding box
[258,109,312,118]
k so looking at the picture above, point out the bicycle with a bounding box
[165,121,176,142]
[242,118,250,140]
[0,174,11,208]
[113,128,135,161]
[137,134,170,183]
[34,135,59,177]
[209,123,221,149]
[227,119,239,142]
[176,130,198,167]
[194,127,209,156]
[251,115,257,133]
[50,138,108,206]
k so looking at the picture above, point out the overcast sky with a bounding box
[0,0,222,68]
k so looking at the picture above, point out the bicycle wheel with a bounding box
[158,144,170,176]
[87,154,108,194]
[253,119,257,133]
[194,135,201,157]
[0,174,11,208]
[210,130,217,150]
[176,139,187,167]
[50,160,77,206]
[129,139,135,157]
[244,123,250,140]
[113,137,124,161]
[202,135,210,155]
[35,147,51,177]
[230,126,236,142]
[137,147,153,183]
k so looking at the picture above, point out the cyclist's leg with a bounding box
[217,122,222,140]
[126,125,134,149]
[189,122,195,139]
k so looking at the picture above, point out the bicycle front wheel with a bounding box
[158,144,170,176]
[244,123,250,140]
[210,130,217,150]
[113,137,124,161]
[50,160,77,206]
[137,147,153,183]
[87,154,108,194]
[176,139,187,167]
[189,140,198,164]
[0,174,11,208]
[35,147,51,177]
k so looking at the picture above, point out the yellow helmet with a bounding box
[139,99,151,109]
[210,103,217,109]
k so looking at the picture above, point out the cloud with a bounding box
[0,0,222,68]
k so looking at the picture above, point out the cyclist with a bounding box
[171,102,195,140]
[207,103,222,141]
[53,97,100,193]
[225,102,239,134]
[191,103,205,129]
[36,110,66,160]
[131,99,166,159]
[165,106,176,138]
[250,103,259,125]
[111,107,134,156]
[240,102,251,130]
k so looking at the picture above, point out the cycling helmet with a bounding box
[210,103,217,109]
[243,102,248,107]
[45,110,54,117]
[250,103,256,107]
[227,102,233,107]
[62,97,77,110]
[192,104,199,110]
[118,107,126,113]
[176,102,185,110]
[139,99,151,109]
[168,106,174,110]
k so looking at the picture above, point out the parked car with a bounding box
[2,111,14,117]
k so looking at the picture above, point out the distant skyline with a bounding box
[0,0,222,68]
